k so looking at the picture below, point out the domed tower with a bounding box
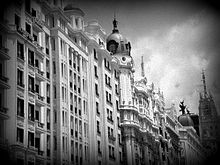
[107,18,135,165]
[106,17,134,105]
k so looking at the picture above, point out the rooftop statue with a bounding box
[179,100,186,115]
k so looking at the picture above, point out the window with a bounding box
[94,49,98,60]
[97,121,100,134]
[28,103,35,121]
[115,84,119,95]
[15,14,21,29]
[51,37,55,51]
[17,127,24,143]
[114,69,119,80]
[106,91,112,104]
[47,109,50,130]
[98,140,101,154]
[28,76,35,93]
[17,98,24,117]
[47,135,51,157]
[46,84,50,104]
[25,0,31,13]
[105,74,111,87]
[45,34,49,55]
[94,66,98,78]
[17,42,24,60]
[25,22,31,34]
[46,59,50,79]
[96,102,99,114]
[28,49,34,66]
[17,69,24,87]
[95,84,99,96]
[28,131,34,147]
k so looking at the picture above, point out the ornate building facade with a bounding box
[0,0,205,165]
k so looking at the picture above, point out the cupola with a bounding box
[106,17,131,55]
[64,3,85,30]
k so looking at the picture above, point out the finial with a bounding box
[202,69,207,98]
[112,12,119,33]
[141,56,145,77]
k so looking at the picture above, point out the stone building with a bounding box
[0,0,206,165]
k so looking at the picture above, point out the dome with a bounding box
[106,18,131,55]
[64,4,85,16]
[178,114,194,127]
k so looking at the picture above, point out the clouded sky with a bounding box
[74,0,220,115]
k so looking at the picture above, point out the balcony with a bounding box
[0,75,10,89]
[38,149,44,156]
[33,42,44,58]
[35,94,46,106]
[28,87,35,94]
[0,46,10,60]
[32,17,43,32]
[35,67,46,81]
[35,121,45,133]
[17,82,25,90]
[0,106,9,119]
[108,135,116,144]
[107,117,114,124]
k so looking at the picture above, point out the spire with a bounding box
[202,69,208,98]
[141,56,145,77]
[112,13,119,33]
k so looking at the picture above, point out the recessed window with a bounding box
[17,98,24,117]
[17,127,24,143]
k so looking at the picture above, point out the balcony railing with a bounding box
[17,82,25,88]
[108,135,116,141]
[0,75,9,83]
[28,88,35,93]
[36,94,44,102]
[37,121,44,128]
[38,150,44,156]
[35,67,44,76]
[0,106,8,114]
[107,117,114,124]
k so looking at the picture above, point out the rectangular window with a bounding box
[46,59,50,79]
[95,84,99,96]
[51,37,55,51]
[94,66,98,78]
[28,131,34,147]
[17,127,24,143]
[94,49,98,60]
[25,22,31,34]
[98,140,101,154]
[28,76,35,93]
[15,14,21,29]
[47,109,50,130]
[28,103,35,121]
[45,34,49,55]
[17,42,24,60]
[17,98,24,117]
[97,121,100,134]
[96,102,99,114]
[25,0,31,13]
[28,49,34,66]
[17,69,24,87]
[47,84,50,104]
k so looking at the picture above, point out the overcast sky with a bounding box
[74,0,220,115]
